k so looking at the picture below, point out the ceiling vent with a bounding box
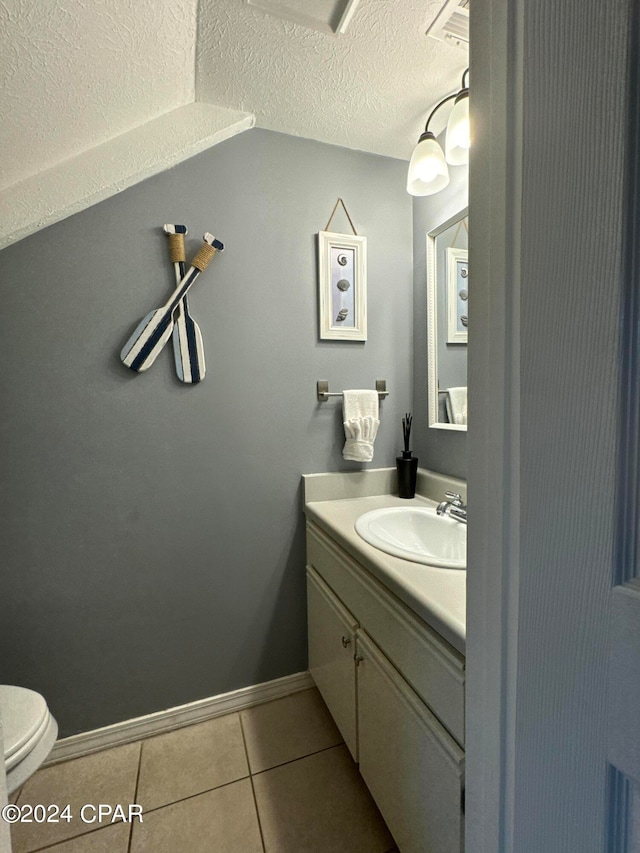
[426,0,469,50]
[246,0,360,35]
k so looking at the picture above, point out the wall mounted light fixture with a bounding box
[407,68,469,197]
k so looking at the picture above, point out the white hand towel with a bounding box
[446,386,468,425]
[343,390,380,462]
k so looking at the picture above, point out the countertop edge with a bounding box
[304,494,466,655]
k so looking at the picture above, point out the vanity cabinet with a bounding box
[306,520,465,853]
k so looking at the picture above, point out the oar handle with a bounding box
[164,233,224,314]
[163,223,188,267]
[191,232,224,272]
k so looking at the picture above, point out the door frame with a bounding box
[466,0,524,848]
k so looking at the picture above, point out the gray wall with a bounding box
[413,164,468,478]
[0,129,413,737]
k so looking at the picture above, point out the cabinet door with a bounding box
[357,630,464,853]
[307,567,359,760]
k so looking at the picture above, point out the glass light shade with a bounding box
[445,91,470,165]
[406,132,450,196]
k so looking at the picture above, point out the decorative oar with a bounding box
[121,233,224,373]
[164,224,206,383]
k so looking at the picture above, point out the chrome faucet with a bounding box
[436,492,467,524]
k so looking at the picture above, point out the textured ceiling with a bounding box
[2,0,467,203]
[197,0,468,161]
[0,0,198,192]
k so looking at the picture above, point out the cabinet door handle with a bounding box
[354,654,364,666]
[341,635,352,648]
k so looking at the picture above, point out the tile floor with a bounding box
[10,688,398,853]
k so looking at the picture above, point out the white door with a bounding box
[608,580,640,848]
[467,0,638,850]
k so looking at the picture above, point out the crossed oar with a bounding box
[120,228,223,378]
[164,224,207,383]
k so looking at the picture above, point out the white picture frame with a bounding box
[446,247,469,343]
[318,231,367,341]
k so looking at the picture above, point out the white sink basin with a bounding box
[355,506,466,569]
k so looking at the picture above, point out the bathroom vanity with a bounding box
[304,472,466,853]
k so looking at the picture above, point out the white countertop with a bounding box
[305,493,466,654]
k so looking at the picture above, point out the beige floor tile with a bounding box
[253,744,395,853]
[25,822,130,852]
[136,713,249,811]
[11,742,140,853]
[241,688,342,773]
[130,778,263,853]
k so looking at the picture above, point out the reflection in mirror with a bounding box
[426,207,468,431]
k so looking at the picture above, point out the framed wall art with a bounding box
[446,246,468,343]
[318,231,367,341]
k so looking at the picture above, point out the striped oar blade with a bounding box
[121,233,223,373]
[164,223,206,384]
[173,301,205,383]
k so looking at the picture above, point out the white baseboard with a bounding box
[46,671,314,766]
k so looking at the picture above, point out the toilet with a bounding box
[1,686,58,794]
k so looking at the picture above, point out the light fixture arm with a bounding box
[422,68,469,135]
[423,92,459,135]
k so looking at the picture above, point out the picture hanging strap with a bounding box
[324,198,358,235]
[451,217,468,245]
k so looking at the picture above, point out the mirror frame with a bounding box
[426,206,469,431]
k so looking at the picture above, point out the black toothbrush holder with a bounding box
[396,412,418,499]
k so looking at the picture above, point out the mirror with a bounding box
[426,207,468,431]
